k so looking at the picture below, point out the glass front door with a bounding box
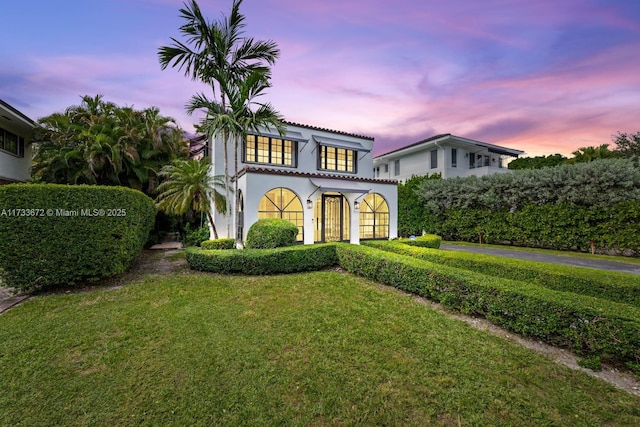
[323,195,342,242]
[314,193,350,242]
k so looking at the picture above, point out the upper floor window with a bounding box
[384,164,388,173]
[318,145,356,173]
[451,148,457,168]
[0,127,25,157]
[244,135,296,167]
[394,159,400,176]
[430,149,438,169]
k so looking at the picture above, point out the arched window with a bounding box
[359,193,389,239]
[258,188,303,241]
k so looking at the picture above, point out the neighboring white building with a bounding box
[373,134,524,182]
[0,100,34,184]
[210,122,398,245]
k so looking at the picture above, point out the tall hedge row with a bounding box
[407,159,640,254]
[423,202,640,253]
[0,184,156,292]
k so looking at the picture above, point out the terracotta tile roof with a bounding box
[235,166,397,185]
[284,121,374,141]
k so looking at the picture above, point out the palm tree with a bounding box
[187,70,284,245]
[32,95,187,194]
[568,144,620,164]
[158,0,280,235]
[155,158,227,240]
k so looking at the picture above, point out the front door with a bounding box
[322,195,343,242]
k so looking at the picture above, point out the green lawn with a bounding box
[1,270,639,426]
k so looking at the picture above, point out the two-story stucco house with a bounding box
[0,100,35,184]
[373,134,524,182]
[210,122,398,245]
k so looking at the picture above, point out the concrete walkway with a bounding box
[148,232,183,250]
[0,287,29,314]
[440,244,640,275]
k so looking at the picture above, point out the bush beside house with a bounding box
[0,184,155,293]
[186,243,337,275]
[201,238,235,250]
[245,218,299,249]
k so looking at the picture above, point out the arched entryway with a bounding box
[258,187,304,241]
[359,193,389,239]
[314,192,350,242]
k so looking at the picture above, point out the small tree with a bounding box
[155,158,227,239]
[613,131,640,158]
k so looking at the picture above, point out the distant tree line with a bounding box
[508,131,640,170]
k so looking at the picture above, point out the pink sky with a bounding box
[2,0,639,157]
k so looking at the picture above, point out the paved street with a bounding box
[440,244,640,275]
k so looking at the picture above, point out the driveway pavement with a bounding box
[440,244,640,275]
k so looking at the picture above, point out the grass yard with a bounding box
[1,270,639,426]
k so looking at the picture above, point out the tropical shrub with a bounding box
[31,95,187,195]
[182,223,210,247]
[186,244,337,275]
[245,218,298,249]
[0,184,155,293]
[398,174,440,237]
[201,238,235,250]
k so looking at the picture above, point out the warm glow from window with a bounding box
[258,188,303,241]
[245,135,295,167]
[319,145,355,173]
[359,193,389,239]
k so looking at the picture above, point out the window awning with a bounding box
[247,130,308,143]
[312,135,371,152]
[309,178,370,194]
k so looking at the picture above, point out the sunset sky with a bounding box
[2,0,639,157]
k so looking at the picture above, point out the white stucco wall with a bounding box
[0,144,32,182]
[209,123,397,244]
[373,138,516,182]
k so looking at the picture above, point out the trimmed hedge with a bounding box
[201,238,235,250]
[397,234,441,249]
[246,218,298,249]
[335,244,640,368]
[186,243,337,275]
[362,240,640,306]
[0,184,155,293]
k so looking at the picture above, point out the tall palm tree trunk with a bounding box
[206,211,219,240]
[234,135,241,247]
